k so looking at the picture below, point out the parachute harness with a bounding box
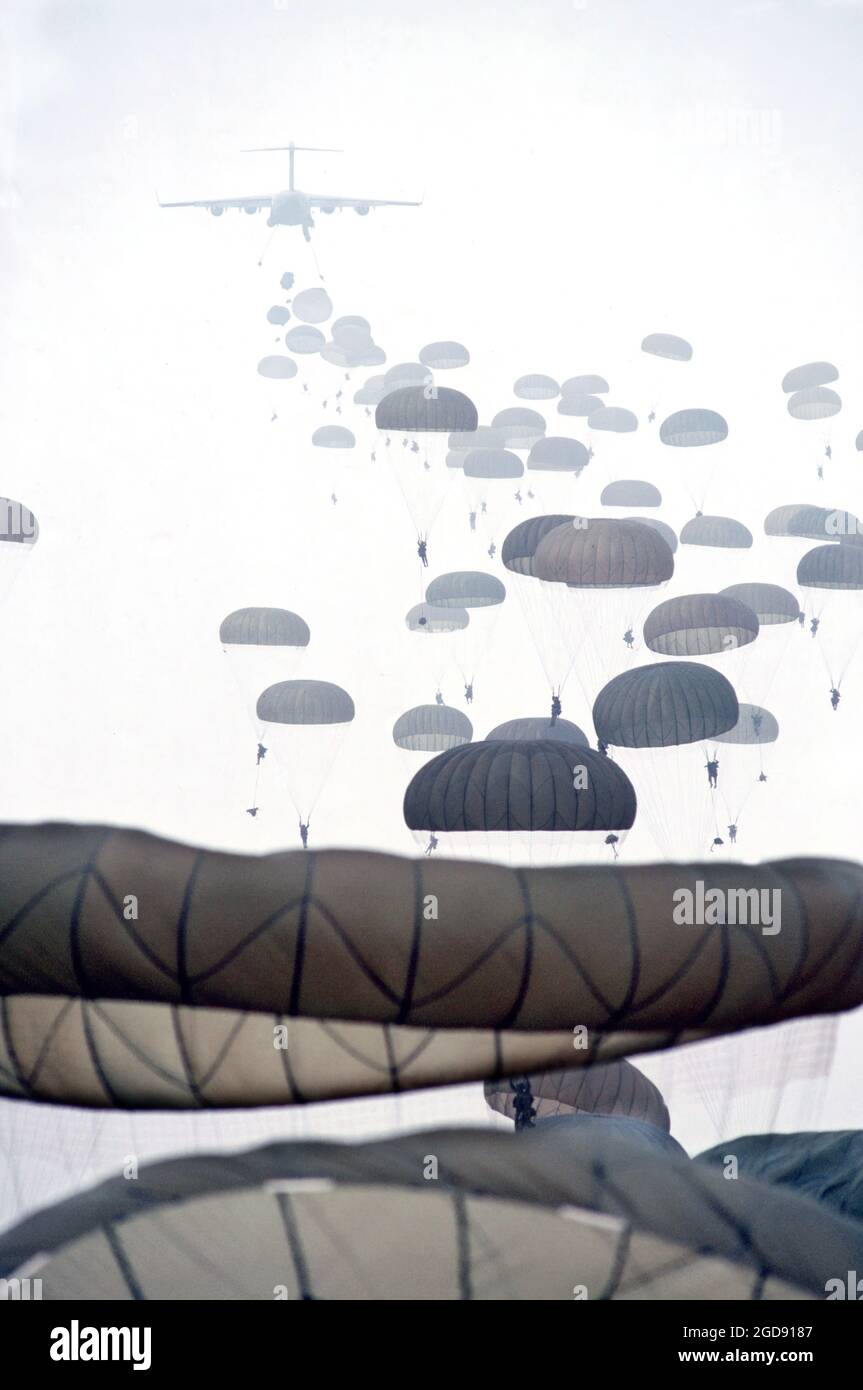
[510,1077,536,1131]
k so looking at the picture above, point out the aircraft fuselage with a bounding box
[268,189,313,228]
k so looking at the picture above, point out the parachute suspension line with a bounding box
[309,238,326,282]
[257,224,279,268]
[510,1076,536,1131]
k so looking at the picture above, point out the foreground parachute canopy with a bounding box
[419,341,470,370]
[660,408,728,447]
[393,704,473,752]
[787,387,842,421]
[376,385,478,433]
[425,570,506,608]
[527,437,589,474]
[697,1130,863,1227]
[601,480,661,508]
[257,355,298,379]
[719,583,799,625]
[486,716,589,747]
[3,824,863,1109]
[680,514,753,549]
[220,607,310,647]
[594,661,739,747]
[781,362,839,393]
[641,333,693,362]
[533,518,674,587]
[485,1060,670,1130]
[291,288,333,324]
[643,594,759,657]
[403,741,636,833]
[5,1122,860,1300]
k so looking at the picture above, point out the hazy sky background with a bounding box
[1,0,862,1195]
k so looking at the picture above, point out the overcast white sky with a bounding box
[1,0,862,1174]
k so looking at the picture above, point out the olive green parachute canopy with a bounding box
[643,593,759,657]
[463,448,523,479]
[713,703,779,745]
[593,661,739,747]
[219,607,310,647]
[626,516,677,553]
[312,425,356,448]
[797,544,863,590]
[514,374,559,400]
[449,425,506,450]
[256,355,298,379]
[0,498,38,544]
[601,479,661,508]
[403,741,636,832]
[788,386,842,421]
[384,362,428,389]
[491,406,546,446]
[534,518,675,587]
[266,305,290,326]
[641,332,693,362]
[376,386,478,433]
[291,287,333,324]
[502,515,575,576]
[406,602,470,633]
[719,582,799,625]
[285,325,326,354]
[3,825,863,1110]
[697,1131,863,1228]
[419,341,470,370]
[256,679,355,725]
[781,361,839,393]
[588,405,638,433]
[485,1060,670,1130]
[562,374,609,395]
[680,514,753,548]
[425,570,506,608]
[393,705,473,752]
[5,1123,861,1300]
[527,436,589,473]
[660,408,728,446]
[764,503,836,539]
[557,392,605,417]
[485,716,589,746]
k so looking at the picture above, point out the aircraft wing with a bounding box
[158,194,273,210]
[307,194,422,209]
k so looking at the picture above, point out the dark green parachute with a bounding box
[257,355,298,379]
[797,544,863,590]
[588,406,638,433]
[643,594,759,657]
[376,386,478,433]
[680,514,753,549]
[601,480,661,508]
[393,705,473,752]
[484,1060,670,1129]
[403,741,636,832]
[626,516,677,553]
[534,519,674,587]
[660,408,728,447]
[502,515,575,576]
[463,448,523,479]
[219,607,310,647]
[788,387,841,421]
[697,1131,863,1227]
[641,333,692,362]
[514,374,559,400]
[593,662,739,747]
[419,341,470,370]
[527,437,589,473]
[713,703,779,745]
[425,571,506,608]
[256,680,355,725]
[486,716,589,747]
[781,362,839,393]
[719,583,799,625]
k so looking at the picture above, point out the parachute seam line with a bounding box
[276,1192,315,1300]
[500,871,534,1028]
[453,1191,473,1301]
[90,869,178,985]
[289,852,316,1016]
[103,1222,146,1301]
[176,851,205,1006]
[69,830,113,996]
[80,997,122,1107]
[0,996,31,1096]
[83,1000,212,1100]
[383,1024,400,1092]
[395,860,425,1024]
[170,1005,207,1105]
[596,1221,633,1300]
[275,1013,305,1103]
[0,869,83,952]
[18,996,77,1093]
